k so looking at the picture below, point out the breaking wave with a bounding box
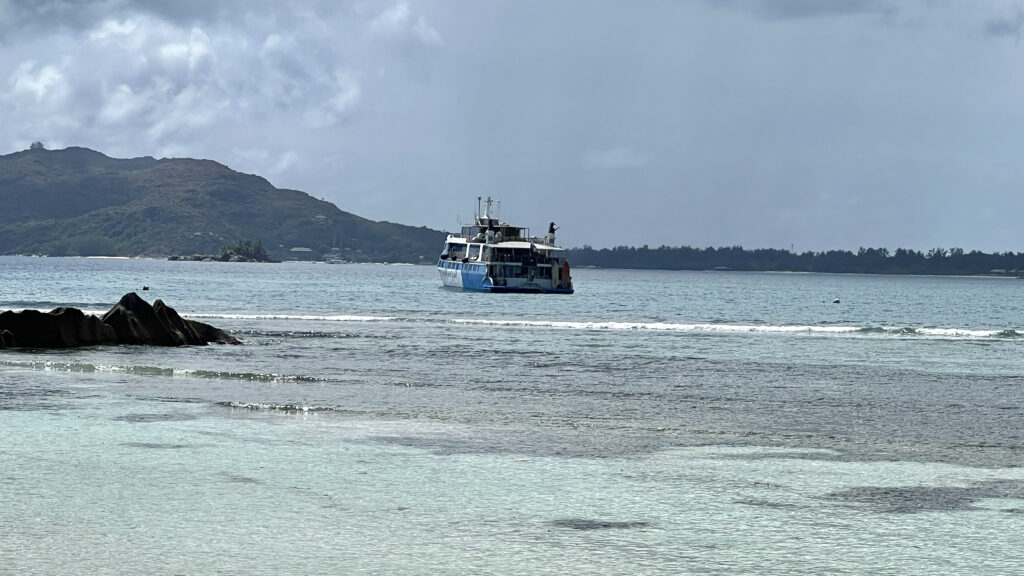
[216,401,347,413]
[189,313,396,322]
[120,310,1023,340]
[6,306,1019,343]
[0,303,114,315]
[0,359,325,383]
[447,318,1024,340]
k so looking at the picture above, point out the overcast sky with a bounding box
[2,0,1022,252]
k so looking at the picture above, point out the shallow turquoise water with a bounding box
[1,257,1022,574]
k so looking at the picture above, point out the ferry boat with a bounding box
[437,197,574,293]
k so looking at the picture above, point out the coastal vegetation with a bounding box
[219,240,273,262]
[566,245,1024,276]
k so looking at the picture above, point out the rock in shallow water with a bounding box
[0,292,240,348]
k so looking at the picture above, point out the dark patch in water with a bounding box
[824,479,1024,513]
[734,498,800,509]
[548,518,651,531]
[113,412,198,423]
[221,473,262,485]
[0,383,74,411]
[122,442,190,449]
[368,435,491,455]
[133,395,206,405]
[720,450,840,462]
[364,432,665,459]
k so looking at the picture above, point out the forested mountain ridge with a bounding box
[0,146,445,262]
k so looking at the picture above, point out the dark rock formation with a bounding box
[0,307,118,348]
[0,293,240,349]
[186,318,240,346]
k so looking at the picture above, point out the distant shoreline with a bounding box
[565,246,1024,278]
[574,266,1021,280]
[4,253,1022,279]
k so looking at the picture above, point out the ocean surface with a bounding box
[1,255,1022,575]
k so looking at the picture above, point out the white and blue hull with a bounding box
[437,260,573,294]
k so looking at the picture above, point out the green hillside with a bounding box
[0,146,446,262]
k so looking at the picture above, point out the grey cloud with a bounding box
[366,2,443,83]
[0,0,107,41]
[370,2,442,46]
[2,1,433,139]
[0,0,336,41]
[711,0,896,19]
[985,5,1024,38]
[128,0,238,24]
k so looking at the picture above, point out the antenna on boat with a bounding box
[476,196,482,220]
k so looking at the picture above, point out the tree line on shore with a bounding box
[565,245,1024,276]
